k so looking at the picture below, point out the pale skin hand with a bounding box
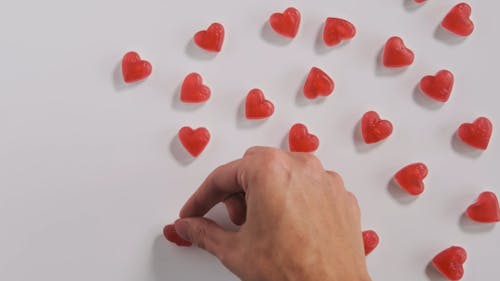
[174,147,371,281]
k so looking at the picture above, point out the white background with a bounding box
[0,0,498,280]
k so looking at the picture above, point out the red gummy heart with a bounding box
[323,17,356,47]
[432,246,467,281]
[289,123,319,153]
[361,111,393,144]
[245,88,274,119]
[163,224,192,247]
[269,7,301,38]
[194,23,225,52]
[394,163,428,195]
[362,230,379,256]
[303,67,335,99]
[466,191,500,223]
[382,37,414,68]
[457,117,493,150]
[178,127,210,157]
[442,3,474,37]
[180,73,211,103]
[420,70,454,102]
[121,51,152,83]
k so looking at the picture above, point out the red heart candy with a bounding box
[323,18,356,47]
[382,37,414,68]
[121,51,152,83]
[362,230,379,256]
[466,191,500,223]
[194,23,225,52]
[269,7,301,38]
[457,117,493,150]
[361,111,393,144]
[163,224,192,247]
[289,123,319,153]
[419,70,454,102]
[303,67,335,99]
[432,246,467,281]
[245,89,274,120]
[180,73,211,103]
[442,3,474,37]
[394,163,428,195]
[178,127,210,157]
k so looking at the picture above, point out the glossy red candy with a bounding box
[121,51,152,83]
[432,246,467,281]
[415,0,427,3]
[180,73,211,103]
[245,89,274,120]
[288,123,319,153]
[178,127,211,157]
[194,23,225,52]
[323,18,356,47]
[419,70,454,102]
[457,117,493,150]
[382,37,414,68]
[163,224,192,247]
[269,7,301,38]
[362,230,379,256]
[442,3,474,37]
[466,191,500,223]
[303,67,334,99]
[361,111,393,144]
[394,163,428,195]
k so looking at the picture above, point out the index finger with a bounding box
[179,159,246,218]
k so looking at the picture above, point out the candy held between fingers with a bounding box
[180,73,211,103]
[361,111,393,144]
[394,163,428,196]
[432,246,467,281]
[323,17,356,47]
[194,23,225,52]
[303,67,335,99]
[457,117,493,150]
[245,89,274,120]
[178,127,211,157]
[121,51,152,83]
[382,36,414,67]
[466,191,500,223]
[163,224,192,247]
[419,70,454,102]
[269,7,301,38]
[288,123,319,153]
[362,230,379,256]
[442,3,474,37]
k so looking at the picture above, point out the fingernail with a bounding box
[174,219,191,241]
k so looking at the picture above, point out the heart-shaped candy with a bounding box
[269,7,301,38]
[442,3,474,37]
[432,246,467,281]
[245,89,274,119]
[303,67,335,99]
[180,73,211,103]
[457,117,493,150]
[362,230,379,256]
[323,17,356,47]
[289,123,319,153]
[361,111,393,144]
[394,163,428,195]
[382,37,414,68]
[121,51,152,83]
[466,191,500,223]
[178,127,211,157]
[163,224,192,247]
[419,70,454,102]
[194,23,225,52]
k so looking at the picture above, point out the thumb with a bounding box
[174,217,237,257]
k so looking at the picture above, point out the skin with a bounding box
[173,146,371,281]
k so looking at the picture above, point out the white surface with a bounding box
[0,0,498,280]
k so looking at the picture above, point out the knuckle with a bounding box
[326,170,344,186]
[243,146,267,157]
